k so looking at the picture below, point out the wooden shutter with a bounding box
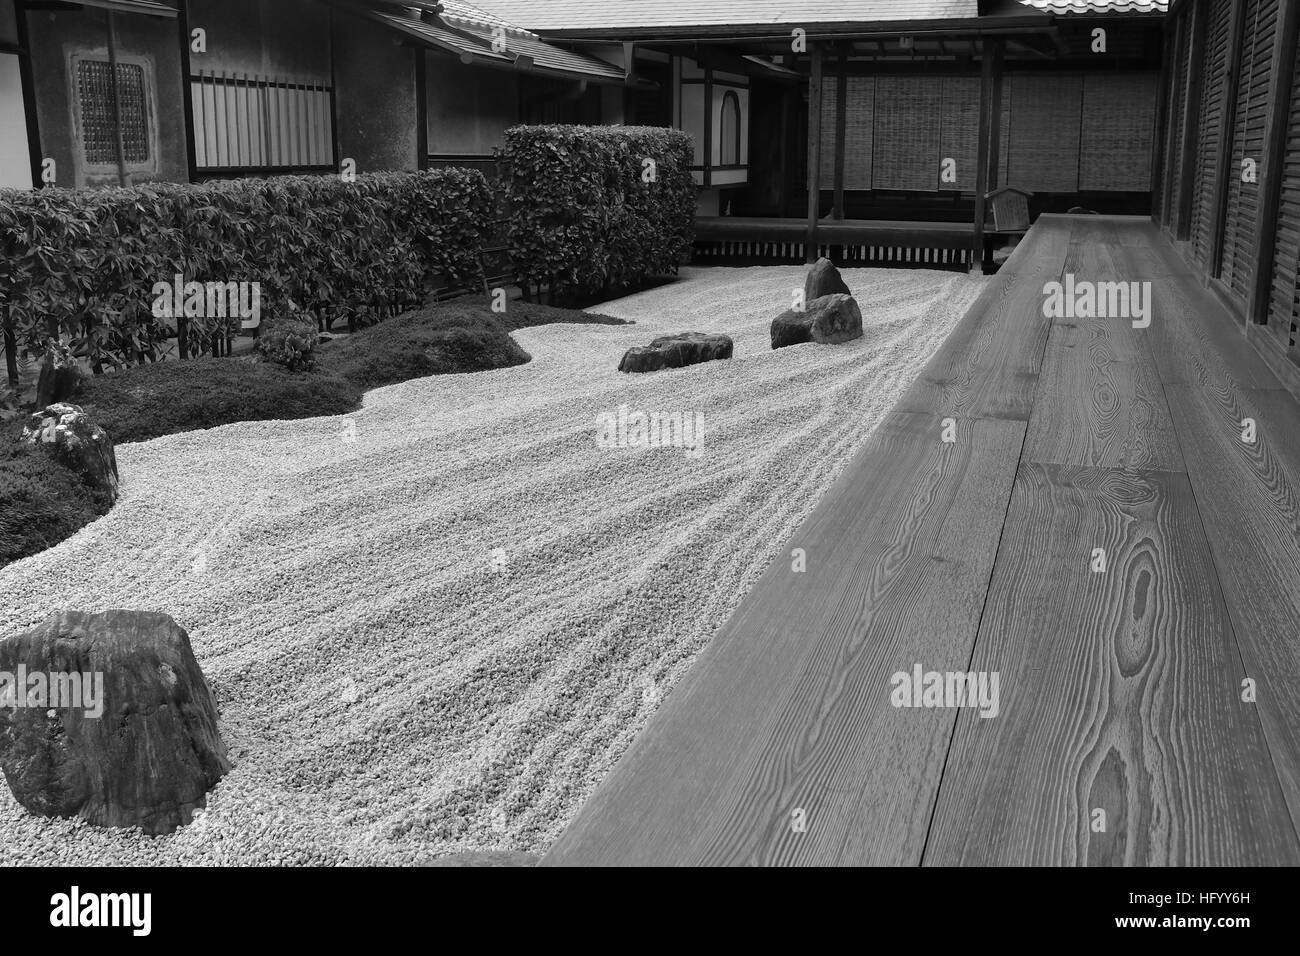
[1167,11,1193,230]
[1080,72,1158,192]
[939,76,980,192]
[1221,0,1280,302]
[872,76,941,190]
[1007,73,1082,192]
[1269,37,1300,349]
[1190,0,1233,264]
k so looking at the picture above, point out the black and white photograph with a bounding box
[0,0,1295,927]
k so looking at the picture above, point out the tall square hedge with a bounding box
[499,125,696,300]
[0,168,494,377]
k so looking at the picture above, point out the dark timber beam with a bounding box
[1207,0,1247,276]
[1174,0,1207,241]
[1247,0,1300,327]
[973,37,1004,275]
[832,44,847,221]
[806,43,823,263]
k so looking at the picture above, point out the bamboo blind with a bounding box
[1079,73,1158,192]
[815,76,875,189]
[940,76,980,192]
[1007,73,1082,192]
[1189,0,1232,265]
[872,76,942,190]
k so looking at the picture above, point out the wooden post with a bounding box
[806,44,823,263]
[973,37,1004,275]
[1247,0,1300,327]
[832,44,847,221]
[1207,0,1248,276]
[1174,0,1208,241]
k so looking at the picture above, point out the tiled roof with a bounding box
[356,2,627,83]
[1016,0,1168,13]
[438,0,626,79]
[465,1,980,33]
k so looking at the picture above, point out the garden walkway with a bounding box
[544,214,1300,866]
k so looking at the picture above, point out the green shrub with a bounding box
[0,168,494,375]
[320,298,627,390]
[257,319,320,372]
[0,422,114,569]
[499,125,696,300]
[75,358,362,444]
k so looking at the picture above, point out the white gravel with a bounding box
[0,265,984,865]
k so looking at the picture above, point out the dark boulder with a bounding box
[771,293,864,349]
[21,404,119,503]
[618,332,733,373]
[804,257,852,301]
[35,346,83,408]
[0,610,231,835]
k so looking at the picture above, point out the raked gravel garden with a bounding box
[0,264,983,865]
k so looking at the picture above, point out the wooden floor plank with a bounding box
[543,411,1025,866]
[1165,382,1300,837]
[893,265,1059,422]
[1143,274,1284,390]
[925,463,1300,866]
[1023,316,1185,472]
[545,215,1300,867]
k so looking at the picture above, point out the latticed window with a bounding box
[74,58,151,165]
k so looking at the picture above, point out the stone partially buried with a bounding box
[804,257,852,301]
[22,403,119,503]
[771,293,864,349]
[0,610,230,836]
[618,332,734,373]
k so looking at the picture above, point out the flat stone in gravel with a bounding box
[0,610,230,836]
[805,257,852,301]
[22,403,119,502]
[771,293,864,349]
[618,332,733,373]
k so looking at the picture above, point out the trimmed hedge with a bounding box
[0,169,494,374]
[499,125,696,300]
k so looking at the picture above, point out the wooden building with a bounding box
[477,0,1168,269]
[1152,0,1300,390]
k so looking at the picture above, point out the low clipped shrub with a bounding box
[499,125,696,301]
[257,319,320,372]
[320,297,626,390]
[75,358,362,444]
[0,421,114,569]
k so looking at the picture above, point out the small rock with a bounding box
[618,332,733,373]
[0,610,231,835]
[21,403,119,502]
[771,293,864,349]
[804,257,852,301]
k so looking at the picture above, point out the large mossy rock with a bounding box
[21,403,119,503]
[770,293,864,349]
[804,257,852,301]
[0,610,230,835]
[618,332,734,373]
